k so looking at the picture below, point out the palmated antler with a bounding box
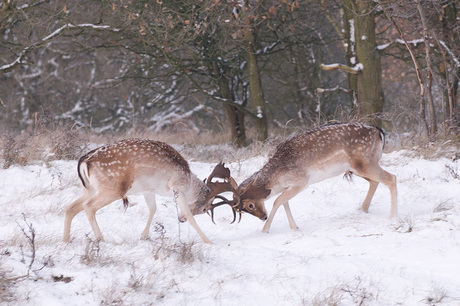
[204,162,242,224]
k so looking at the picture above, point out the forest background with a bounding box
[1,2,460,304]
[0,0,459,159]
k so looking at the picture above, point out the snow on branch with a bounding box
[316,85,350,94]
[255,41,279,55]
[376,36,459,69]
[0,46,32,72]
[377,38,425,51]
[1,23,120,73]
[149,104,204,132]
[438,40,460,69]
[43,23,119,41]
[320,63,362,74]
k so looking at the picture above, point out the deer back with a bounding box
[242,123,385,197]
[79,139,199,199]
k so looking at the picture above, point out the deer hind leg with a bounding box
[63,191,90,242]
[175,190,212,244]
[262,185,304,233]
[361,179,379,213]
[353,162,397,218]
[83,192,121,241]
[140,193,157,240]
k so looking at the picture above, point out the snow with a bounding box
[353,63,364,72]
[377,43,391,51]
[256,106,263,119]
[1,150,460,305]
[349,20,355,44]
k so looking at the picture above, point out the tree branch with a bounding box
[183,70,258,119]
[320,63,361,74]
[378,2,424,97]
[1,23,120,73]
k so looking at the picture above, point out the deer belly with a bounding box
[129,174,172,196]
[307,162,350,185]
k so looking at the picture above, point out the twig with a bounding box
[173,189,184,244]
[445,165,460,180]
[16,214,36,272]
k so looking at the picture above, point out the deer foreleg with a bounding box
[283,202,299,231]
[141,193,157,240]
[175,190,212,244]
[262,186,304,233]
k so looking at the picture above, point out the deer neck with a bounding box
[240,161,278,199]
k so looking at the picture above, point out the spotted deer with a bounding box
[217,123,398,233]
[63,139,227,244]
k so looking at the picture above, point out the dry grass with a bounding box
[149,222,205,264]
[308,276,378,306]
[1,127,88,169]
[2,118,459,169]
[0,259,15,304]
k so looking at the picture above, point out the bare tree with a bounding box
[378,0,460,136]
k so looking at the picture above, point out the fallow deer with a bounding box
[63,139,231,244]
[218,123,398,233]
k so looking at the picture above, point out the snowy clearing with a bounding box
[1,150,460,305]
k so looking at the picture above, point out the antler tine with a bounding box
[208,195,240,224]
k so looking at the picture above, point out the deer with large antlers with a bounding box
[63,139,232,244]
[215,123,398,233]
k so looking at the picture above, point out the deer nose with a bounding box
[261,215,268,221]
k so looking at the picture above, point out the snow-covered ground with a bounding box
[1,150,460,305]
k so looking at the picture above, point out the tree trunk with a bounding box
[440,0,460,131]
[417,1,437,136]
[212,62,247,147]
[342,1,359,113]
[343,0,385,127]
[244,29,268,142]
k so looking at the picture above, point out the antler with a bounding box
[204,162,242,224]
[207,195,241,225]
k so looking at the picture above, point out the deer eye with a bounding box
[248,203,255,210]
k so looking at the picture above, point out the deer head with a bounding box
[235,178,271,220]
[203,163,271,223]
